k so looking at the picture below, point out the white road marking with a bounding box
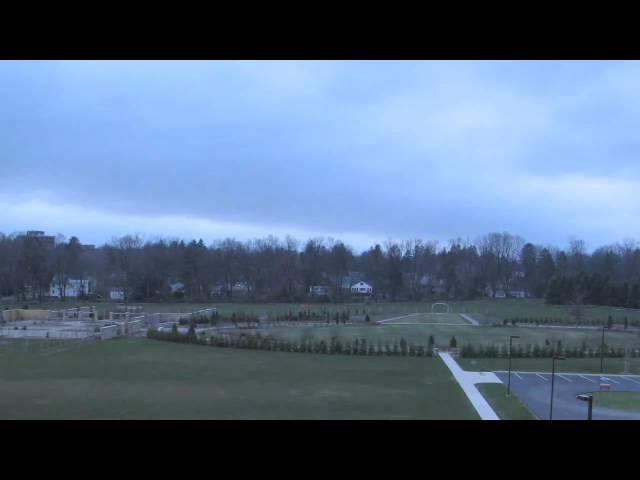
[621,376,640,385]
[558,374,572,382]
[494,370,640,379]
[579,375,597,383]
[376,313,421,324]
[536,373,548,381]
[601,376,620,384]
[460,314,479,326]
[513,372,523,380]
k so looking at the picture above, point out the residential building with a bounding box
[49,277,96,298]
[350,281,373,295]
[110,288,125,301]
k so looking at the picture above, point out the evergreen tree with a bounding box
[400,337,407,356]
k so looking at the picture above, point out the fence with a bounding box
[0,327,96,339]
[148,312,194,323]
[48,306,97,321]
[113,305,144,314]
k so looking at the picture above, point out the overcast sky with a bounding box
[2,60,639,252]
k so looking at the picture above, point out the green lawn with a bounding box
[0,338,478,419]
[476,383,537,420]
[12,298,640,325]
[252,323,640,351]
[379,313,468,324]
[458,357,640,375]
[592,392,640,412]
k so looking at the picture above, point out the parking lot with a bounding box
[494,371,640,420]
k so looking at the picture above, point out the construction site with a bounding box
[0,305,217,341]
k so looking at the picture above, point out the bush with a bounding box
[449,336,457,348]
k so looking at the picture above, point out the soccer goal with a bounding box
[431,302,451,314]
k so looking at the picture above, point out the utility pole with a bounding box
[507,335,520,396]
[600,324,605,374]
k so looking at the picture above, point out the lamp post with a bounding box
[600,324,605,374]
[577,394,593,420]
[507,335,520,396]
[550,355,566,420]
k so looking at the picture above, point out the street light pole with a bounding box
[577,394,593,420]
[507,335,520,396]
[600,324,605,374]
[550,355,566,421]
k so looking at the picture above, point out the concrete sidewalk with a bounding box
[460,314,480,326]
[439,352,502,420]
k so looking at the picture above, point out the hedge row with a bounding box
[460,342,640,358]
[266,309,358,323]
[501,316,639,328]
[147,327,432,357]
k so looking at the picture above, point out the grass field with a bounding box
[592,392,640,412]
[0,338,478,419]
[252,323,640,350]
[379,313,469,324]
[476,383,537,420]
[458,357,640,375]
[11,298,640,324]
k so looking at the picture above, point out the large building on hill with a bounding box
[18,231,55,249]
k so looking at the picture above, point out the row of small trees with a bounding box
[266,309,357,322]
[502,316,638,329]
[459,342,639,358]
[179,309,361,326]
[147,326,434,357]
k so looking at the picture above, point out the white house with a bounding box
[350,281,373,295]
[110,288,125,301]
[49,278,95,298]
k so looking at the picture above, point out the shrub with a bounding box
[449,336,457,348]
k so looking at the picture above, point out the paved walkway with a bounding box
[439,352,502,420]
[460,314,479,326]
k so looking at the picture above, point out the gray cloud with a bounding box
[2,60,640,251]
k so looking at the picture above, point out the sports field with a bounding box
[377,313,469,325]
[0,338,478,419]
[13,298,640,324]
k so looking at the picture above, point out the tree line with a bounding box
[3,230,640,307]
